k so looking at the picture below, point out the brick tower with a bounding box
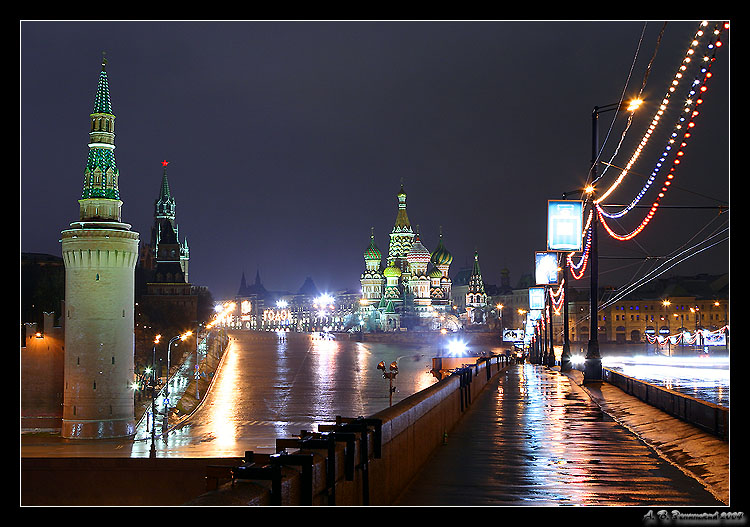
[60,56,140,439]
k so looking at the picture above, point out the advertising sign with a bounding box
[535,251,559,285]
[547,200,583,251]
[503,329,525,342]
[702,331,726,346]
[529,287,546,310]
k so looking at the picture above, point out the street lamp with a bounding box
[163,330,192,437]
[662,300,671,357]
[377,360,399,407]
[584,99,641,383]
[149,334,161,458]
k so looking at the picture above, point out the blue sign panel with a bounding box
[529,287,546,310]
[547,200,583,251]
[535,251,559,285]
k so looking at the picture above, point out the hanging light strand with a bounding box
[594,21,713,206]
[566,209,593,279]
[597,23,725,241]
[600,21,726,219]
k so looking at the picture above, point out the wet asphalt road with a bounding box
[22,331,452,458]
[394,362,724,506]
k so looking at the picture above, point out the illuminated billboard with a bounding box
[547,200,583,251]
[529,287,545,310]
[503,329,525,342]
[263,309,292,324]
[535,251,559,285]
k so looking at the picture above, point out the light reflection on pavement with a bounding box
[22,331,500,458]
[601,355,729,407]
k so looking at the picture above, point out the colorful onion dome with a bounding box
[431,233,453,266]
[428,267,443,279]
[407,234,431,264]
[383,263,402,278]
[363,230,381,261]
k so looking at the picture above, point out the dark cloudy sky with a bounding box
[20,20,730,301]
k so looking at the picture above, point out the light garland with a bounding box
[594,21,712,206]
[597,23,725,241]
[600,22,726,222]
[567,209,593,280]
[645,325,728,346]
[549,279,565,314]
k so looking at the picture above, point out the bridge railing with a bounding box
[602,367,728,440]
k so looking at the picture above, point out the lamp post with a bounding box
[149,334,160,457]
[377,360,399,407]
[163,330,192,437]
[547,292,556,367]
[584,99,642,383]
[662,300,671,357]
[560,259,572,371]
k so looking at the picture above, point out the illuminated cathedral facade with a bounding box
[359,184,455,331]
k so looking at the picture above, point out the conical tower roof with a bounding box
[155,160,176,220]
[392,182,412,232]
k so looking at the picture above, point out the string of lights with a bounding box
[645,325,727,346]
[549,279,565,314]
[597,22,727,241]
[594,21,714,207]
[599,25,722,218]
[567,209,593,279]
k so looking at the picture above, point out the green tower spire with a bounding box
[79,54,122,221]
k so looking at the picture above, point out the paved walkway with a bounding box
[394,363,727,507]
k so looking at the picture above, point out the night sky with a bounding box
[20,21,730,301]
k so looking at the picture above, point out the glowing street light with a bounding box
[163,330,193,437]
[585,97,642,383]
[377,360,399,407]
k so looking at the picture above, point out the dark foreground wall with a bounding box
[21,357,509,506]
[21,457,243,506]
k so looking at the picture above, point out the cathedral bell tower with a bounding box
[59,56,140,439]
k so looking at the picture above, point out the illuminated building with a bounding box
[358,184,454,331]
[232,272,359,332]
[59,56,140,439]
[139,160,190,281]
[465,250,488,324]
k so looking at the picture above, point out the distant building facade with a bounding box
[231,272,359,332]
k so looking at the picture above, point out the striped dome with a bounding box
[431,235,453,266]
[407,235,431,263]
[363,236,381,261]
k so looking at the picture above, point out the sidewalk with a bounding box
[394,362,727,506]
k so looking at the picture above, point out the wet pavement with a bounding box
[21,331,461,458]
[394,363,726,507]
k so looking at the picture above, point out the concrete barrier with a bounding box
[602,367,728,440]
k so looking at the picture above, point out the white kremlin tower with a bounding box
[59,56,140,439]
